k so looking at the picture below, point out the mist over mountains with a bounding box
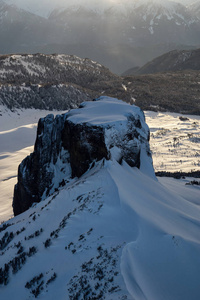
[1,0,200,73]
[123,48,200,75]
[4,0,196,17]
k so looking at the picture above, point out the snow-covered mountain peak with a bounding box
[2,0,191,17]
[188,0,200,18]
[133,0,181,7]
[133,0,190,19]
[0,1,21,18]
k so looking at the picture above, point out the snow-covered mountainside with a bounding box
[0,97,200,300]
[0,54,116,85]
[188,1,200,19]
[0,0,41,23]
[0,1,58,54]
[48,0,199,45]
[3,0,198,18]
[0,53,118,110]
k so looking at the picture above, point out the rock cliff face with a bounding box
[13,96,153,216]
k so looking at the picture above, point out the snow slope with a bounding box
[0,99,200,300]
[0,151,199,299]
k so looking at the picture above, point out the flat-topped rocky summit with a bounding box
[13,96,153,215]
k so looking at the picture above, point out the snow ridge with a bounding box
[0,97,200,299]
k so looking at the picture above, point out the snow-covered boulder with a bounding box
[13,96,153,215]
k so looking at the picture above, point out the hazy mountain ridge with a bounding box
[188,1,200,19]
[1,0,200,73]
[48,0,200,45]
[0,1,60,54]
[4,0,199,18]
[126,48,200,75]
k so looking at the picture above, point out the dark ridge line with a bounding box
[2,175,17,182]
[156,170,200,179]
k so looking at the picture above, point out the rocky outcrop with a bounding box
[13,96,153,216]
[13,114,68,215]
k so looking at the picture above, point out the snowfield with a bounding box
[0,100,200,299]
[145,111,200,173]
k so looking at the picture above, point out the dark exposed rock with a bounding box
[13,114,68,215]
[156,171,200,179]
[179,116,189,122]
[62,121,109,178]
[13,97,152,216]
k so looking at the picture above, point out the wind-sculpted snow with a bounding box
[0,149,200,299]
[13,96,153,215]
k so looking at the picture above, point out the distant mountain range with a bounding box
[4,0,198,18]
[0,0,200,74]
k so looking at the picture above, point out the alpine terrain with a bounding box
[0,97,200,300]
